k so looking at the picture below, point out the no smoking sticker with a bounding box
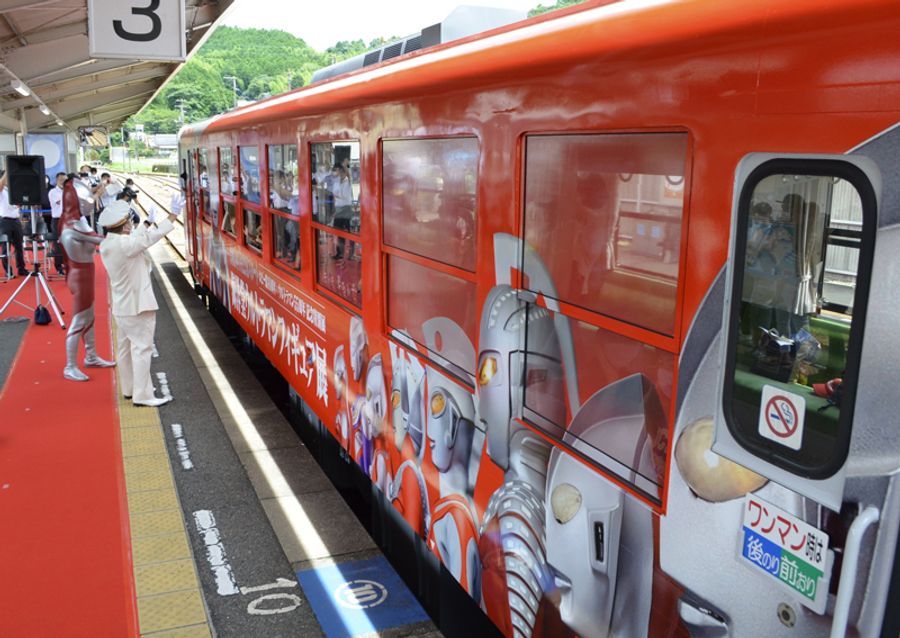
[758,385,806,450]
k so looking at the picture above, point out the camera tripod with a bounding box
[0,207,66,328]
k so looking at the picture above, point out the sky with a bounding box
[220,0,543,52]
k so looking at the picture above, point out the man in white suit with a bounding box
[98,200,178,407]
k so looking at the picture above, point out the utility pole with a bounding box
[174,98,186,126]
[223,75,238,109]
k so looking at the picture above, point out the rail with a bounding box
[110,171,186,262]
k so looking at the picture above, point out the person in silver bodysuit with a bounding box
[58,179,115,381]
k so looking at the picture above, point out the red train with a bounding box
[179,1,900,635]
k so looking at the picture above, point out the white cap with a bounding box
[97,200,131,228]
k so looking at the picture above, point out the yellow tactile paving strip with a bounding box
[116,365,213,638]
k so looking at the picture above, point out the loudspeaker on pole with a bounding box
[6,155,46,206]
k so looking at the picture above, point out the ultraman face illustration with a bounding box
[390,351,409,449]
[364,355,387,439]
[427,377,476,474]
[547,451,623,637]
[389,341,410,450]
[349,316,367,381]
[390,340,426,455]
[333,344,347,402]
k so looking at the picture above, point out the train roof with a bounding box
[179,0,898,142]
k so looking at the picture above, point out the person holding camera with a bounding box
[98,200,178,407]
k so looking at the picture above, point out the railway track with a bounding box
[110,171,186,261]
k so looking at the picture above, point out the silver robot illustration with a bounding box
[478,232,578,638]
[333,344,347,402]
[426,369,481,596]
[477,284,565,638]
[58,180,115,381]
[545,373,662,638]
[387,335,431,537]
[349,315,367,381]
[388,332,426,457]
[332,344,350,449]
[363,354,392,492]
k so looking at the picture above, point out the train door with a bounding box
[662,148,899,637]
[179,150,198,272]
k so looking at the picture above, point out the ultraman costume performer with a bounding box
[425,370,481,596]
[58,180,115,381]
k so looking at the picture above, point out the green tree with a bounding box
[529,0,589,17]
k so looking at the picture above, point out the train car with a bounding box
[178,0,900,635]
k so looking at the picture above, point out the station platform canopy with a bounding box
[0,0,234,137]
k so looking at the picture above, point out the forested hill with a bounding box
[130,0,586,134]
[131,26,380,134]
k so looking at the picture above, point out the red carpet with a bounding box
[0,258,138,637]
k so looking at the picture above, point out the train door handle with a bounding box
[829,505,880,638]
[677,598,729,637]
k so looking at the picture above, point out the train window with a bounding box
[198,148,211,223]
[239,145,261,204]
[268,144,298,214]
[387,254,477,377]
[223,201,236,237]
[315,229,361,306]
[272,212,300,271]
[243,208,263,253]
[220,147,236,196]
[523,133,688,336]
[383,138,478,271]
[311,141,361,306]
[189,149,198,192]
[522,312,673,503]
[724,161,876,479]
[208,149,220,227]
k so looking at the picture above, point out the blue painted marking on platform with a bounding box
[296,555,429,638]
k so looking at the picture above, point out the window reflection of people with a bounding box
[744,193,814,336]
[331,164,355,259]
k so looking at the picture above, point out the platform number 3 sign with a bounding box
[88,0,186,61]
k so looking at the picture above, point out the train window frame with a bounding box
[381,136,479,272]
[219,146,235,196]
[722,158,877,479]
[198,147,212,225]
[270,209,301,274]
[514,129,691,510]
[238,144,262,205]
[266,143,299,215]
[381,135,481,383]
[519,130,690,339]
[309,139,362,309]
[241,200,264,255]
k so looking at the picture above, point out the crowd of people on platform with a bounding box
[1,164,184,407]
